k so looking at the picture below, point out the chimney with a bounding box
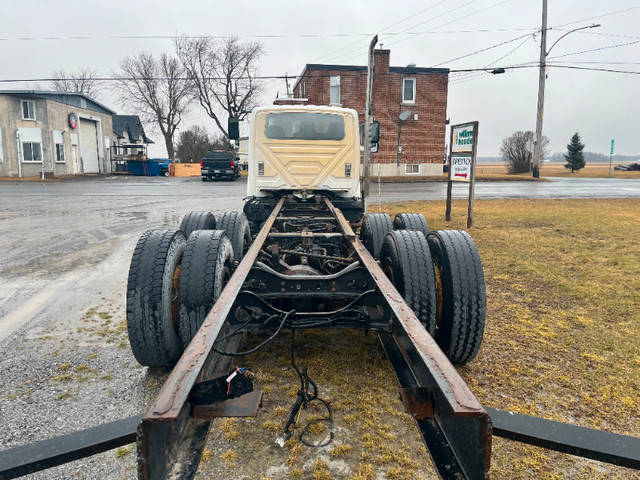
[374,49,390,74]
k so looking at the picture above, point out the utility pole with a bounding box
[362,34,378,212]
[532,0,600,179]
[532,0,547,179]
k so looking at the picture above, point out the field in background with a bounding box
[477,162,640,178]
[198,198,640,480]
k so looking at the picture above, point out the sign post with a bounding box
[445,122,479,227]
[608,139,614,178]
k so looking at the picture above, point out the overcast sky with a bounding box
[2,0,638,158]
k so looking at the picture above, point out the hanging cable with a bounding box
[276,328,334,448]
[211,310,294,357]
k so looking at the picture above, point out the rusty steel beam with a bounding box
[192,391,264,420]
[138,197,285,480]
[325,197,492,480]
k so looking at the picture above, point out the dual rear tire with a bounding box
[126,211,251,367]
[378,213,486,365]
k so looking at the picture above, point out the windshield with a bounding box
[264,113,345,141]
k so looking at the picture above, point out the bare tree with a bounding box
[501,131,550,174]
[114,53,192,160]
[49,68,102,98]
[176,36,264,138]
[176,125,228,163]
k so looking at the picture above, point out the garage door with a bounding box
[80,119,99,173]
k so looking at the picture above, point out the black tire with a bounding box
[178,230,234,347]
[217,212,252,263]
[427,230,486,365]
[179,211,217,240]
[160,170,169,177]
[359,213,393,259]
[380,230,437,335]
[394,213,429,237]
[202,177,207,182]
[126,230,186,367]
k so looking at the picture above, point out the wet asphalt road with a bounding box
[1,174,640,479]
[3,175,640,202]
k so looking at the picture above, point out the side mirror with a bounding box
[371,120,380,144]
[228,117,239,140]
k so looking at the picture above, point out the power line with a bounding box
[548,40,640,60]
[274,0,473,90]
[429,32,534,67]
[384,0,515,50]
[552,30,640,41]
[0,27,545,43]
[552,5,640,29]
[549,64,640,75]
[313,0,485,67]
[4,60,638,86]
[382,0,449,32]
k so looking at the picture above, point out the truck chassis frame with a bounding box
[1,195,639,480]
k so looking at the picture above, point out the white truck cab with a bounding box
[246,105,361,198]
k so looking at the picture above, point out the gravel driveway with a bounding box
[0,176,247,479]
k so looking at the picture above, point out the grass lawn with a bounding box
[198,198,640,480]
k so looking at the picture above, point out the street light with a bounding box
[532,1,600,178]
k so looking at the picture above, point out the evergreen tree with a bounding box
[564,132,586,173]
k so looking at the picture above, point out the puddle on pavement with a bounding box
[4,238,120,276]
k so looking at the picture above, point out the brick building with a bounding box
[275,49,449,176]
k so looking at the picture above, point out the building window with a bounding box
[55,144,65,163]
[22,100,36,120]
[53,130,65,163]
[330,75,340,105]
[403,78,416,103]
[405,164,420,174]
[22,142,42,162]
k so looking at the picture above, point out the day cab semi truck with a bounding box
[123,104,490,478]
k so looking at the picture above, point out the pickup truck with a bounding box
[157,159,172,177]
[200,150,240,181]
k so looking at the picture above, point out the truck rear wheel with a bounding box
[427,230,486,365]
[380,230,437,335]
[359,213,393,259]
[126,230,186,367]
[217,212,252,263]
[394,213,429,237]
[179,211,217,239]
[178,230,234,348]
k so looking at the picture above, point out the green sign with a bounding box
[611,139,614,155]
[452,125,475,152]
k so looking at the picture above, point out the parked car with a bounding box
[201,150,240,181]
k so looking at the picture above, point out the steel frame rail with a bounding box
[137,196,285,479]
[325,198,492,479]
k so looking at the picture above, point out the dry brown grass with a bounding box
[197,198,640,479]
[478,162,640,179]
[382,198,640,479]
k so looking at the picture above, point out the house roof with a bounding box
[0,90,116,115]
[292,63,449,93]
[112,115,154,144]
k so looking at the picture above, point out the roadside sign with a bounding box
[446,121,479,228]
[452,124,475,153]
[451,155,472,182]
[611,139,614,155]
